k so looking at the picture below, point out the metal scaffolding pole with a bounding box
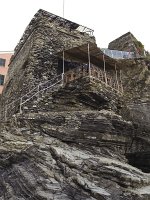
[88,43,91,77]
[103,54,107,84]
[103,54,106,71]
[115,63,119,91]
[63,51,65,74]
[62,50,65,84]
[120,70,123,93]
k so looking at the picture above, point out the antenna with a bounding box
[63,0,65,18]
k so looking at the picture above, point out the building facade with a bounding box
[0,52,13,94]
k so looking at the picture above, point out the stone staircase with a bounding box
[1,64,124,120]
[21,81,63,113]
[2,74,63,120]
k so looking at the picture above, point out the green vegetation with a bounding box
[134,40,145,55]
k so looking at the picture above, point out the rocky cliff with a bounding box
[0,109,150,200]
[0,9,150,200]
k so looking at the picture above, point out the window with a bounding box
[0,74,4,85]
[0,58,6,66]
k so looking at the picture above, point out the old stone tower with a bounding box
[1,9,94,107]
[0,9,150,200]
[1,9,124,119]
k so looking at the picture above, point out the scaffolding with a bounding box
[58,43,123,93]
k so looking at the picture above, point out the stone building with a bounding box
[0,9,149,200]
[1,9,123,118]
[108,32,145,56]
[2,9,94,104]
[0,52,13,94]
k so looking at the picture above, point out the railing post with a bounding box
[103,54,107,85]
[62,49,65,86]
[88,43,91,77]
[115,63,120,92]
[61,73,64,86]
[63,50,65,74]
[20,97,23,114]
[120,70,124,93]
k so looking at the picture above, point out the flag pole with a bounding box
[63,0,65,18]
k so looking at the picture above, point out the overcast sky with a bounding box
[1,0,150,51]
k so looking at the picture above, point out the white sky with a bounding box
[1,0,150,51]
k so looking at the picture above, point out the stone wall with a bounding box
[0,10,150,199]
[108,32,145,56]
[1,9,95,111]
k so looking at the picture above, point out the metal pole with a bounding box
[63,0,65,18]
[115,64,119,91]
[88,43,91,77]
[103,54,107,84]
[120,70,123,93]
[103,54,106,72]
[62,50,65,85]
[63,51,65,74]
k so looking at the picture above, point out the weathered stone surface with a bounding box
[1,9,95,110]
[108,32,145,56]
[120,59,150,132]
[0,9,150,200]
[18,77,122,114]
[0,110,150,200]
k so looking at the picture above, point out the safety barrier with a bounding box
[101,49,137,59]
[2,74,63,120]
[1,64,123,121]
[63,64,123,93]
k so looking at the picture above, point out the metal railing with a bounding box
[1,65,123,121]
[63,64,123,93]
[3,74,63,120]
[101,49,138,59]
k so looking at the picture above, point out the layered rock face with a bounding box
[0,9,150,200]
[0,76,150,199]
[0,110,150,200]
[120,59,150,132]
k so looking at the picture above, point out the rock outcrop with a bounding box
[0,9,150,200]
[0,110,150,200]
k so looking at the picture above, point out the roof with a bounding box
[57,42,118,69]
